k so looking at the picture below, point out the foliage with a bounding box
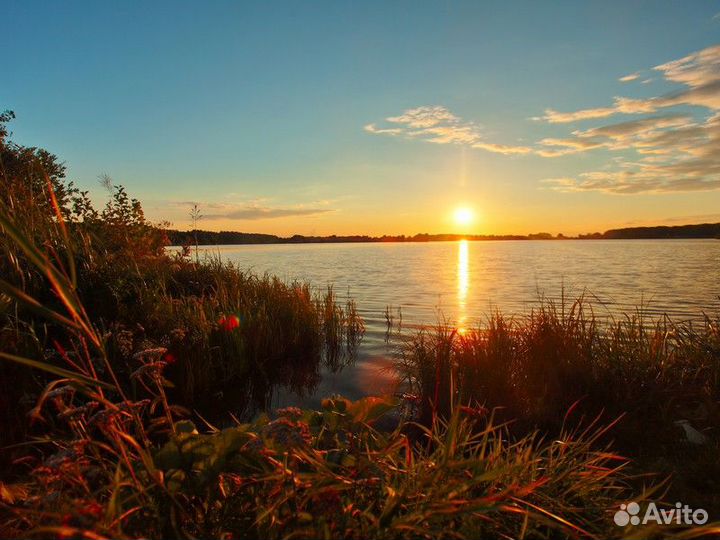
[0,110,73,220]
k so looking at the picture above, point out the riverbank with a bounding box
[167,221,720,246]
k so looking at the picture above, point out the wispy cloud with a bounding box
[540,96,661,123]
[365,105,531,154]
[386,106,460,129]
[367,44,720,194]
[172,201,230,210]
[539,44,720,193]
[363,124,403,135]
[537,114,693,156]
[204,205,334,220]
[542,111,720,193]
[540,44,720,123]
[168,200,335,221]
[472,142,533,155]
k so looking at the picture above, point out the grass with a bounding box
[393,301,720,512]
[0,393,678,539]
[88,255,365,413]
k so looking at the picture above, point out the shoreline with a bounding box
[165,221,720,246]
[168,236,720,248]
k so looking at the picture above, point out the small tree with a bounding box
[0,110,77,225]
[90,174,167,259]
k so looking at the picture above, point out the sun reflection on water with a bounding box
[457,239,469,334]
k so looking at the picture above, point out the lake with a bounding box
[188,239,720,407]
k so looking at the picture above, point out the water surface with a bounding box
[189,239,720,406]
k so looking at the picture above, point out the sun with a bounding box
[453,207,474,227]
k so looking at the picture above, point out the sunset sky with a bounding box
[4,1,720,236]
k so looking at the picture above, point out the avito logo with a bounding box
[614,502,708,527]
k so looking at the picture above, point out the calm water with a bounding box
[190,240,720,406]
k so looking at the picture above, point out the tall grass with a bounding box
[396,300,719,434]
[88,254,364,414]
[393,300,720,511]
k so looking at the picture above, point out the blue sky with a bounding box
[3,1,720,235]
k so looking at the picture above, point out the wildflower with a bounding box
[218,314,241,332]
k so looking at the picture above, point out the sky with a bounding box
[3,1,720,236]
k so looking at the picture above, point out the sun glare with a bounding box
[454,207,474,227]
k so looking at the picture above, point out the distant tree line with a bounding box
[165,223,720,246]
[164,230,551,246]
[595,223,720,239]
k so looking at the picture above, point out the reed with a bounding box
[393,300,720,511]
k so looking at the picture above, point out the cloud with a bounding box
[367,45,720,193]
[537,44,720,193]
[542,111,720,193]
[536,137,605,157]
[204,205,334,220]
[171,201,229,210]
[654,45,720,88]
[572,114,691,142]
[651,213,720,224]
[540,106,617,123]
[540,44,720,124]
[534,116,692,156]
[167,200,334,221]
[541,96,662,123]
[544,170,720,194]
[472,142,533,155]
[386,105,461,128]
[368,106,482,144]
[366,105,532,154]
[363,123,403,135]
